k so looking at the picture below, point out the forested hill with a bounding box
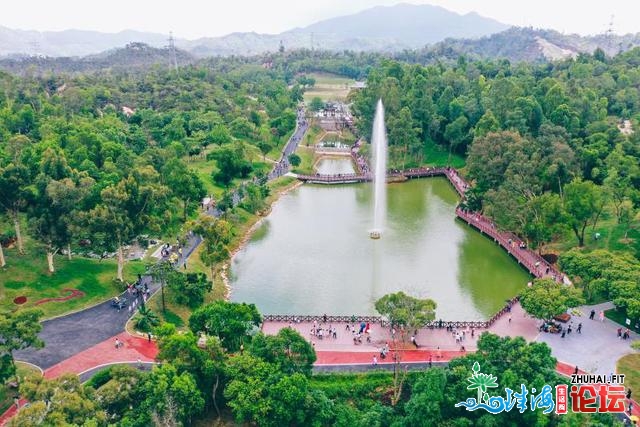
[406,27,640,63]
[0,43,195,74]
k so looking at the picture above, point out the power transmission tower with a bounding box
[606,15,615,53]
[168,31,178,71]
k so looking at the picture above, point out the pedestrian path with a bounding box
[537,302,637,375]
[43,331,158,379]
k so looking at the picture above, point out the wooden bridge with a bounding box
[296,167,452,184]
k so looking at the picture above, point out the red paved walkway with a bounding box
[43,331,157,379]
[0,332,158,426]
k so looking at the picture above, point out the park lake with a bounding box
[230,158,531,320]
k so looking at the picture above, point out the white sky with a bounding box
[2,0,638,39]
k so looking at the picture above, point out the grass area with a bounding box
[617,354,640,398]
[303,73,356,103]
[605,308,640,333]
[547,205,640,257]
[0,362,42,413]
[292,146,316,175]
[422,140,466,169]
[0,244,145,319]
[185,153,225,198]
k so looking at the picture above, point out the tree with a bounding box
[0,161,33,255]
[29,172,93,273]
[519,279,584,321]
[134,305,160,332]
[309,97,324,112]
[147,259,174,313]
[258,140,273,161]
[191,216,233,281]
[167,271,212,308]
[444,334,560,426]
[163,158,206,221]
[211,145,252,187]
[288,153,301,167]
[375,292,436,405]
[207,124,232,146]
[249,328,316,376]
[562,178,603,246]
[91,366,144,423]
[123,364,205,427]
[84,168,169,281]
[189,301,262,352]
[155,324,226,417]
[224,355,323,427]
[375,291,437,335]
[10,374,107,426]
[0,309,43,389]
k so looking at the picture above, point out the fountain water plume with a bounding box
[370,99,387,239]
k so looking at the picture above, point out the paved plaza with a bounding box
[537,302,638,375]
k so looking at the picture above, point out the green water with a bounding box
[230,160,530,320]
[315,157,355,174]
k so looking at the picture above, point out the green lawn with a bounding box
[292,146,316,175]
[303,73,355,103]
[617,354,640,398]
[0,245,145,319]
[422,140,466,169]
[548,206,640,257]
[605,308,640,333]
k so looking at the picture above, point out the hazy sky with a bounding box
[2,0,639,39]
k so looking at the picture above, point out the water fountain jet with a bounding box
[370,99,387,239]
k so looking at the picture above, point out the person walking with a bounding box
[599,310,605,322]
[372,355,378,366]
[410,335,419,348]
[115,338,121,349]
[626,388,632,400]
[574,366,579,375]
[577,323,582,334]
[589,309,596,320]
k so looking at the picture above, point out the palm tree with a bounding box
[135,306,160,332]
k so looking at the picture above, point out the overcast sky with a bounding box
[2,0,638,39]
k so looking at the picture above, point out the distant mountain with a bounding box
[0,42,195,74]
[182,4,509,56]
[0,26,170,57]
[0,4,509,57]
[420,27,640,63]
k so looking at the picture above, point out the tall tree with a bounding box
[192,216,233,282]
[0,163,32,255]
[84,167,169,281]
[189,301,262,352]
[249,328,316,376]
[0,309,43,390]
[163,158,206,221]
[519,279,584,321]
[562,178,603,246]
[29,168,93,273]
